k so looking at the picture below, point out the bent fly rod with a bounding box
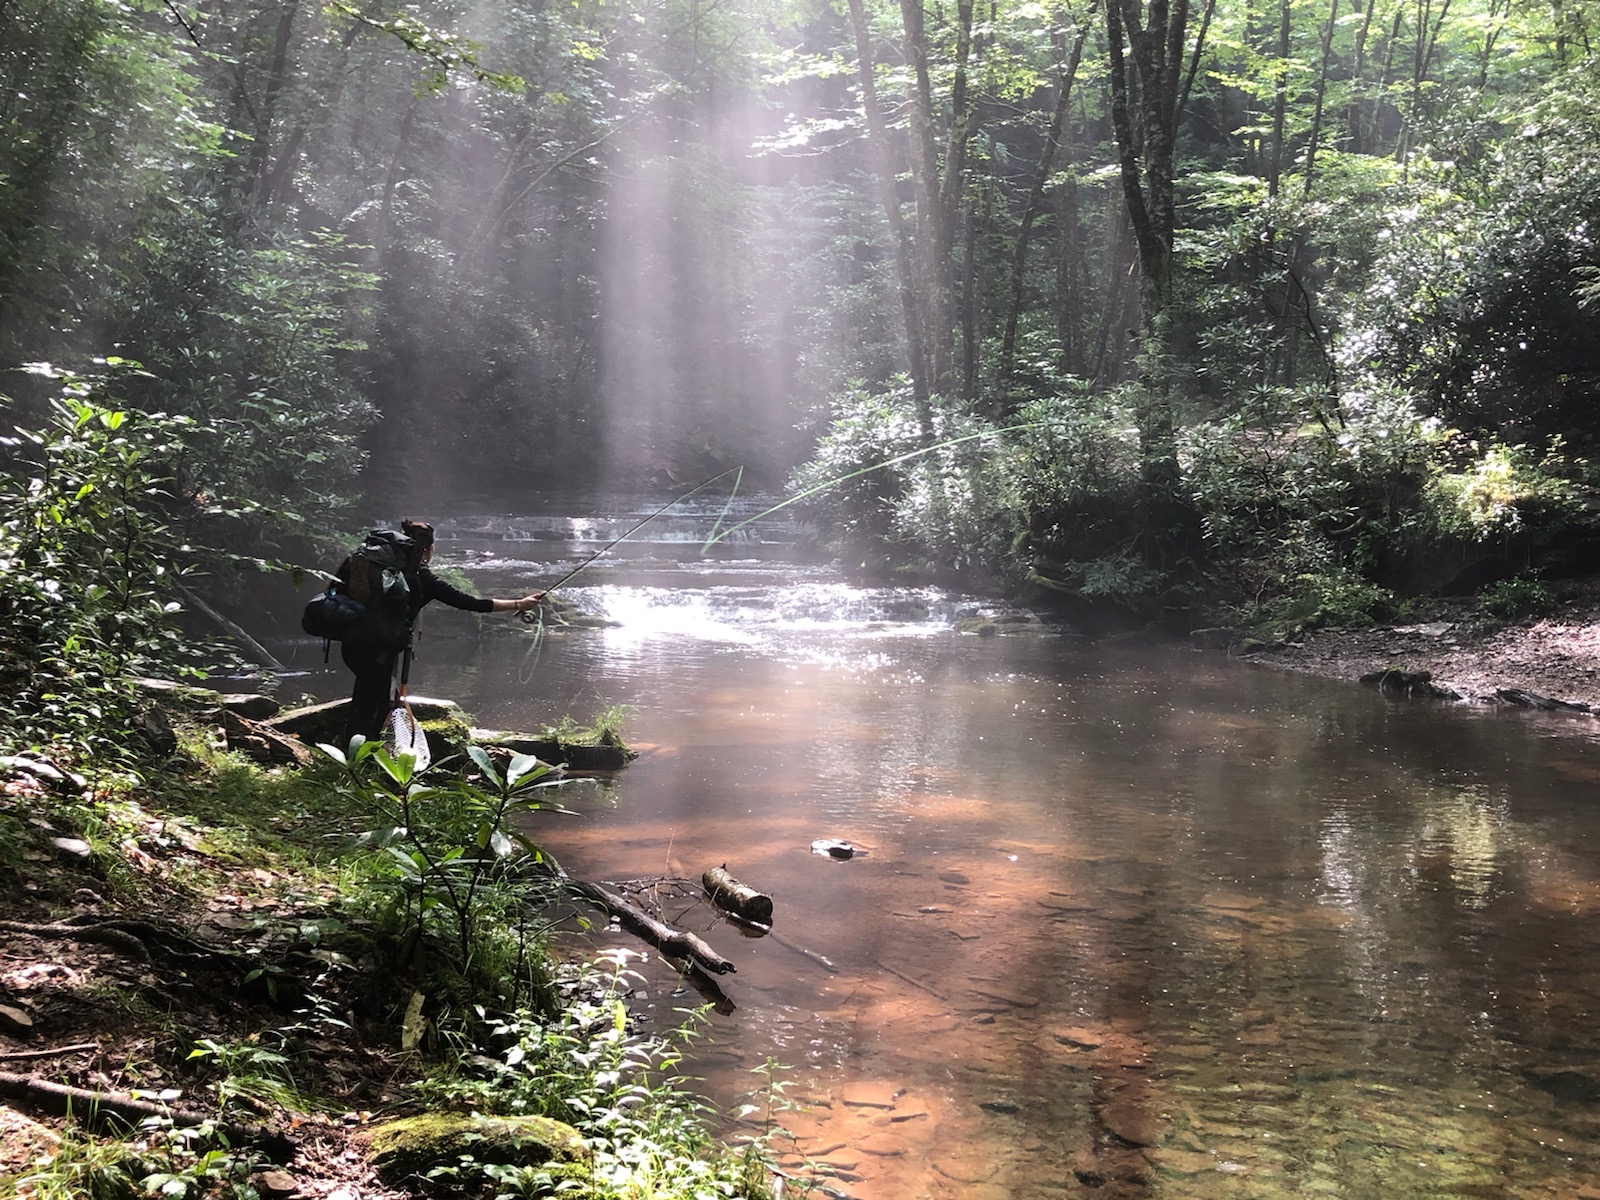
[518,466,745,625]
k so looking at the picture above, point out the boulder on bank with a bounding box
[358,1112,589,1189]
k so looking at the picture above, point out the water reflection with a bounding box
[285,506,1600,1198]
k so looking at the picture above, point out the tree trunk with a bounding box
[961,179,984,401]
[1347,0,1379,154]
[1302,0,1342,195]
[846,0,935,431]
[1267,0,1291,199]
[899,0,951,395]
[1105,0,1194,486]
[998,8,1093,399]
[244,0,299,208]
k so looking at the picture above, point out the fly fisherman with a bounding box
[341,518,544,744]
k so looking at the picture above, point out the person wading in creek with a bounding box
[340,518,544,744]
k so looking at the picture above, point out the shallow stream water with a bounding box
[280,496,1600,1200]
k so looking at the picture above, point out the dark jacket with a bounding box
[408,566,494,618]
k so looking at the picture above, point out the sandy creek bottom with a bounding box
[482,629,1600,1200]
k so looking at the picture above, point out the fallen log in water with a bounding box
[701,865,774,926]
[568,881,736,976]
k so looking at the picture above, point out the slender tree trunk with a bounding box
[1398,0,1451,168]
[1268,0,1291,198]
[961,173,995,401]
[997,7,1092,400]
[1056,173,1086,378]
[902,0,947,395]
[847,0,935,432]
[1105,0,1195,486]
[244,0,299,207]
[1089,224,1137,386]
[1302,0,1341,194]
[1347,0,1378,153]
[1373,8,1404,164]
[1476,0,1509,88]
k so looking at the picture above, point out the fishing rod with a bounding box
[519,466,745,624]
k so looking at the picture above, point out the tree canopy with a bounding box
[3,0,1599,697]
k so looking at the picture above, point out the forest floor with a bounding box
[1237,574,1600,719]
[0,767,422,1200]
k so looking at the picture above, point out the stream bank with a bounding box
[1229,574,1600,719]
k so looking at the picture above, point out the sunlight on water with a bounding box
[571,581,985,663]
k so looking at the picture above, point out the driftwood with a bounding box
[568,881,736,975]
[1494,688,1593,712]
[701,866,774,926]
[0,1070,295,1161]
[177,585,287,673]
[660,954,737,1015]
[1359,669,1459,699]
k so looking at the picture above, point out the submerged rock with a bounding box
[811,839,861,860]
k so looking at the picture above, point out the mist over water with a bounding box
[283,498,1600,1200]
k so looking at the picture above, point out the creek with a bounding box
[283,494,1600,1200]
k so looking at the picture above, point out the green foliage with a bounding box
[1048,555,1169,603]
[788,379,928,553]
[1478,573,1556,620]
[1341,77,1600,451]
[0,385,225,758]
[1183,385,1446,591]
[1010,389,1144,518]
[188,1035,301,1115]
[1264,567,1403,632]
[793,383,1024,576]
[0,0,218,369]
[1424,440,1580,542]
[2,1128,136,1200]
[588,704,634,748]
[417,956,774,1200]
[322,739,581,1003]
[106,217,380,542]
[2,1118,260,1200]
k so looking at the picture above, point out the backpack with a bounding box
[301,528,420,652]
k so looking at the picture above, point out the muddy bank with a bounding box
[1233,576,1600,718]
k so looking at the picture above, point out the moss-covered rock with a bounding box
[359,1112,590,1187]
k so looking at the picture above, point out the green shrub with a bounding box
[417,956,775,1200]
[1478,574,1556,619]
[1265,568,1402,632]
[793,383,1022,576]
[323,740,586,1006]
[1425,441,1579,542]
[0,383,226,758]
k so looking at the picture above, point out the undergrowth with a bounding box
[0,723,780,1200]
